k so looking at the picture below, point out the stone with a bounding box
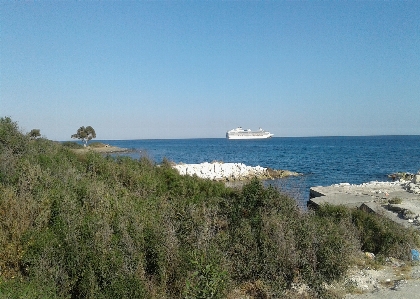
[172,162,298,181]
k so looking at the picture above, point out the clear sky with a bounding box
[1,1,419,140]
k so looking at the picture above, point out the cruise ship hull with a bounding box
[226,127,274,140]
[227,134,273,140]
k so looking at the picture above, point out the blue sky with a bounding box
[1,1,419,140]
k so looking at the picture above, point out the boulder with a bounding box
[173,162,299,181]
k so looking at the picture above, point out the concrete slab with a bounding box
[308,193,373,209]
[308,181,420,229]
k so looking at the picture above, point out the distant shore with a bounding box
[71,144,130,154]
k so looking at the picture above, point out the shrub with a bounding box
[388,197,403,204]
[351,209,419,259]
[61,141,83,149]
[88,142,106,148]
[0,277,60,299]
[220,180,360,297]
[184,250,228,299]
[315,204,420,261]
[314,204,351,223]
[0,117,29,154]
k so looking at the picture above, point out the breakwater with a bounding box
[173,162,299,181]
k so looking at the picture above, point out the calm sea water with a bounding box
[96,136,420,206]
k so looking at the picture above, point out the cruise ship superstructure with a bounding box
[226,127,274,140]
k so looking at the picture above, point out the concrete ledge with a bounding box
[308,180,420,229]
[308,193,372,209]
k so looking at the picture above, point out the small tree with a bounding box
[71,126,96,147]
[28,129,41,140]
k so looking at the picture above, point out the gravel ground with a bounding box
[345,279,420,299]
[344,262,420,299]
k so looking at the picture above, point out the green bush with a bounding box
[88,142,106,148]
[61,141,84,149]
[388,197,403,204]
[0,117,29,154]
[351,209,419,259]
[0,277,60,299]
[184,250,228,299]
[315,204,420,260]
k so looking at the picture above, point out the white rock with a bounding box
[173,162,268,181]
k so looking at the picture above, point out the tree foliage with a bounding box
[0,116,28,154]
[28,129,41,139]
[71,126,96,147]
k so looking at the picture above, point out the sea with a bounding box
[95,136,420,207]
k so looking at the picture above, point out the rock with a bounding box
[391,279,406,291]
[388,172,414,181]
[173,162,299,181]
[386,257,405,267]
[387,204,405,213]
[403,209,416,220]
[365,252,375,259]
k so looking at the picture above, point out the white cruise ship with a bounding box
[226,127,274,140]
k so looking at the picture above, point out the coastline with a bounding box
[70,147,300,182]
[71,145,130,154]
[308,173,420,229]
[87,137,420,194]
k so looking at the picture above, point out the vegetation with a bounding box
[0,117,419,298]
[61,141,84,149]
[28,129,41,140]
[88,142,107,148]
[71,126,96,147]
[388,197,403,204]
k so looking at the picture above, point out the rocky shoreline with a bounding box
[308,172,420,298]
[309,171,420,229]
[173,161,300,181]
[71,144,130,154]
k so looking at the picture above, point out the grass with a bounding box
[1,116,419,298]
[61,141,84,149]
[87,142,107,148]
[388,197,403,204]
